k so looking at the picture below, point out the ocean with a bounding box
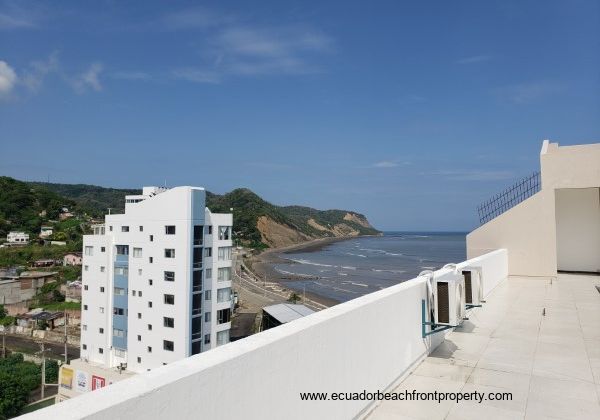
[274,232,466,303]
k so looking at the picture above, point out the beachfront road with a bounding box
[1,333,80,360]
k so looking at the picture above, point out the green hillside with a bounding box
[0,177,380,250]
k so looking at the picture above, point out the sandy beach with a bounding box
[244,235,373,307]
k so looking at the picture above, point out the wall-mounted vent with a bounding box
[436,282,449,324]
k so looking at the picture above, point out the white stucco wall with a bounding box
[22,250,507,420]
[555,188,600,272]
[467,140,600,277]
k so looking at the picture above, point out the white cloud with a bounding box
[72,62,103,93]
[0,60,17,96]
[111,71,151,81]
[457,54,493,64]
[372,161,399,168]
[21,51,59,92]
[500,80,565,104]
[0,12,34,30]
[163,7,227,30]
[424,170,515,181]
[172,68,220,84]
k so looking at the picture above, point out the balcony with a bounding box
[22,249,600,419]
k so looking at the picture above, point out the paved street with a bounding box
[1,333,80,360]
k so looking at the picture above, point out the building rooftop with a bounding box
[263,303,316,323]
[368,273,600,420]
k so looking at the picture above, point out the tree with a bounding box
[0,305,6,319]
[288,292,301,304]
[45,360,58,383]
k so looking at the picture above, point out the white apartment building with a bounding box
[79,186,233,373]
[6,231,29,244]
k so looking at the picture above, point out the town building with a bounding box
[0,271,57,304]
[261,303,315,331]
[63,252,83,266]
[78,186,233,373]
[40,226,54,238]
[6,231,29,244]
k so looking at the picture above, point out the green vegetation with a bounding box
[0,244,78,267]
[0,306,14,327]
[18,398,55,415]
[0,176,379,252]
[0,353,41,419]
[40,302,80,311]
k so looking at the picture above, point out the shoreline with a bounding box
[245,235,378,307]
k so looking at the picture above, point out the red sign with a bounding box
[91,375,106,390]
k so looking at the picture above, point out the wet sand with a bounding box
[245,236,377,307]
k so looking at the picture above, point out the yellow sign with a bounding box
[60,367,74,390]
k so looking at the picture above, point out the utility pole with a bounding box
[64,311,68,363]
[40,342,46,400]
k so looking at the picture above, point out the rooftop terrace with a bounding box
[369,273,600,420]
[19,250,600,420]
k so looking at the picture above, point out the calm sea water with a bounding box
[276,232,466,303]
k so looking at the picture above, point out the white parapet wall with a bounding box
[21,250,508,420]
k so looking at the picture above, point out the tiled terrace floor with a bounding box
[369,273,600,420]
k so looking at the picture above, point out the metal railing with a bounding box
[477,171,541,225]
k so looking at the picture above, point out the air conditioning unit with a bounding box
[461,266,483,306]
[433,274,466,326]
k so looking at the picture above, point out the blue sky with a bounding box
[1,0,599,231]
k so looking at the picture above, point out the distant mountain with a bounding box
[0,177,380,249]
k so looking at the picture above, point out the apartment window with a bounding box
[114,287,125,296]
[113,307,124,315]
[137,313,142,319]
[191,317,202,339]
[109,226,113,232]
[148,324,152,330]
[147,346,152,353]
[100,266,105,273]
[217,267,231,282]
[192,294,202,315]
[149,235,154,242]
[218,226,231,241]
[137,357,141,363]
[139,226,144,232]
[218,247,232,261]
[217,308,231,324]
[193,247,202,268]
[191,341,201,355]
[116,245,129,255]
[83,305,88,310]
[139,291,142,297]
[205,268,212,279]
[115,349,125,358]
[101,246,105,252]
[99,348,104,354]
[163,340,174,352]
[204,334,210,344]
[163,317,174,328]
[149,279,153,286]
[193,225,203,246]
[138,269,142,276]
[84,265,89,271]
[99,328,104,334]
[82,325,87,331]
[132,290,136,296]
[99,307,104,313]
[82,344,87,350]
[165,225,176,235]
[113,329,124,338]
[84,285,88,291]
[164,294,175,305]
[164,249,175,258]
[205,290,211,301]
[217,330,230,346]
[100,287,105,293]
[164,271,175,282]
[148,301,152,308]
[85,246,93,256]
[149,257,153,264]
[121,226,129,232]
[204,248,212,257]
[217,287,232,303]
[115,267,128,276]
[206,226,212,235]
[133,248,143,258]
[137,335,141,341]
[193,270,202,292]
[205,312,211,322]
